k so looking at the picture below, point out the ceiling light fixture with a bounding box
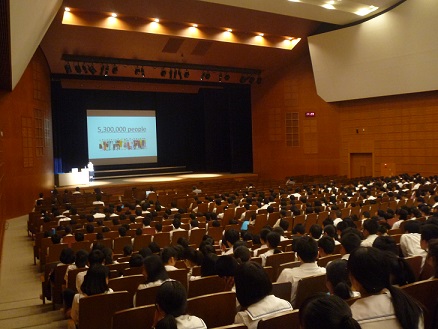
[140,67,145,77]
[104,65,109,76]
[184,69,190,78]
[154,18,160,23]
[192,24,198,28]
[111,13,118,18]
[205,72,211,80]
[81,63,88,74]
[248,76,255,84]
[74,63,81,74]
[322,3,336,10]
[64,62,72,74]
[64,7,70,12]
[135,66,141,75]
[224,73,230,81]
[112,64,118,74]
[88,64,96,75]
[218,73,222,82]
[227,29,232,32]
[160,68,167,77]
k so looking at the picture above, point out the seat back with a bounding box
[404,255,423,281]
[207,226,224,243]
[52,264,69,307]
[171,230,189,245]
[123,267,143,276]
[134,285,160,307]
[112,304,155,329]
[266,252,295,281]
[113,236,133,255]
[401,278,438,329]
[188,275,225,298]
[189,228,206,247]
[294,274,327,308]
[108,274,145,307]
[317,254,342,267]
[272,281,292,302]
[152,232,171,248]
[187,291,237,328]
[277,261,301,278]
[167,268,189,291]
[132,234,152,251]
[46,243,68,264]
[106,262,130,278]
[67,267,88,292]
[257,309,300,329]
[93,238,113,249]
[78,291,131,329]
[71,240,92,253]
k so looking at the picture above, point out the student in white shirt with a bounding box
[234,262,293,329]
[300,294,361,329]
[348,247,423,329]
[153,280,207,329]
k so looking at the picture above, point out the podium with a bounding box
[56,169,90,187]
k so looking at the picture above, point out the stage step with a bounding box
[93,166,192,180]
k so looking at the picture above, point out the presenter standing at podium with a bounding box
[87,161,94,182]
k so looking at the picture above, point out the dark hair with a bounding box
[340,232,362,254]
[318,236,335,255]
[323,225,337,239]
[129,254,144,267]
[143,255,169,283]
[161,247,178,264]
[292,224,305,235]
[224,229,240,246]
[215,255,238,277]
[348,247,422,329]
[234,245,251,263]
[326,259,352,300]
[427,239,438,278]
[421,224,438,243]
[266,231,281,250]
[309,224,323,239]
[88,249,105,266]
[372,236,398,255]
[296,236,318,263]
[81,264,110,296]
[155,281,187,329]
[299,294,361,329]
[60,248,75,264]
[75,249,89,268]
[363,219,379,235]
[102,247,113,265]
[234,261,272,308]
[403,220,421,233]
[201,252,218,277]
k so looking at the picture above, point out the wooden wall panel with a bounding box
[0,47,53,225]
[252,44,438,180]
[251,46,341,180]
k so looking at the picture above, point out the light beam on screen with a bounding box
[86,110,157,166]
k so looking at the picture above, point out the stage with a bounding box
[56,172,259,197]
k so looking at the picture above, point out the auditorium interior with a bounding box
[0,0,438,328]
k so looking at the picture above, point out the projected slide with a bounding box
[87,110,157,165]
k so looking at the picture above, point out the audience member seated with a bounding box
[299,294,361,329]
[326,259,358,300]
[234,261,292,329]
[348,247,423,329]
[134,254,169,306]
[153,280,207,329]
[261,231,282,266]
[68,264,113,329]
[277,236,326,305]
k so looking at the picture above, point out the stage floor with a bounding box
[59,172,258,190]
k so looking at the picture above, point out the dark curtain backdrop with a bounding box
[51,82,253,174]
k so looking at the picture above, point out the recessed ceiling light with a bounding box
[258,33,264,37]
[288,0,301,2]
[355,5,379,16]
[154,18,160,23]
[227,28,232,32]
[192,24,198,28]
[111,13,117,17]
[64,7,70,12]
[322,4,336,10]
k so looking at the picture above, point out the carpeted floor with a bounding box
[0,216,67,328]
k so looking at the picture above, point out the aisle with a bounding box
[0,216,67,328]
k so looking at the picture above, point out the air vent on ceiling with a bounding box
[162,38,184,53]
[191,41,213,56]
